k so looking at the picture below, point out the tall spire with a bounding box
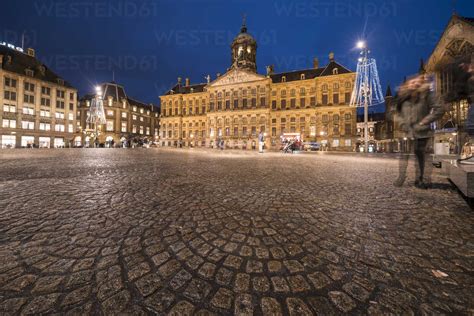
[241,13,247,33]
[385,85,392,97]
[418,58,426,74]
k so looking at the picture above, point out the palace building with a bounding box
[77,82,160,147]
[159,21,357,150]
[0,44,78,148]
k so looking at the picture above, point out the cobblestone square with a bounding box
[0,149,473,315]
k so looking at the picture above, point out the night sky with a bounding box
[1,0,473,111]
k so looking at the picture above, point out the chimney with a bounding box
[329,52,334,62]
[27,48,35,57]
[177,77,182,85]
[185,78,190,87]
[313,57,319,69]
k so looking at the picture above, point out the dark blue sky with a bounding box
[1,0,473,111]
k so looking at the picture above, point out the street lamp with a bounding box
[356,41,365,49]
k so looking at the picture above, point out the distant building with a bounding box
[77,82,160,147]
[159,20,357,151]
[425,13,473,153]
[0,44,78,148]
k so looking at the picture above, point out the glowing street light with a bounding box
[356,41,365,49]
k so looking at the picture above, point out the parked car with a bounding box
[304,142,321,151]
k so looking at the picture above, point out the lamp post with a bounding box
[350,40,384,154]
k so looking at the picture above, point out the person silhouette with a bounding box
[394,74,445,188]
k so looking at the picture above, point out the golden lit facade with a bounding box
[0,46,78,148]
[160,23,357,150]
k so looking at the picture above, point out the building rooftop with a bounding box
[0,45,74,88]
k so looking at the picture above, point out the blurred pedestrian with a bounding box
[394,74,445,188]
[258,131,264,153]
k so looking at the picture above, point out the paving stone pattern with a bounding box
[0,149,473,315]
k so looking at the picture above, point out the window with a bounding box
[40,110,50,117]
[289,99,295,108]
[333,114,340,122]
[301,74,305,80]
[56,89,65,99]
[4,77,17,88]
[310,97,316,106]
[345,139,352,147]
[333,124,339,134]
[3,105,16,112]
[322,95,328,105]
[251,126,256,136]
[21,121,34,129]
[39,123,51,131]
[55,112,65,119]
[333,94,339,104]
[225,100,230,110]
[242,99,248,108]
[345,82,351,89]
[132,114,137,120]
[242,127,247,136]
[322,114,328,123]
[41,97,51,106]
[251,98,256,107]
[2,119,16,128]
[334,83,339,91]
[25,69,34,77]
[68,124,73,133]
[345,113,351,120]
[300,98,305,107]
[281,99,286,110]
[121,112,127,118]
[56,100,65,109]
[146,127,150,135]
[332,139,339,147]
[24,82,35,92]
[41,86,51,95]
[23,107,34,115]
[55,124,65,132]
[24,94,34,104]
[281,76,286,82]
[139,117,144,122]
[121,122,127,132]
[107,110,114,116]
[345,124,352,135]
[345,92,351,104]
[140,126,144,134]
[68,113,74,120]
[233,99,238,109]
[4,91,17,101]
[140,108,144,114]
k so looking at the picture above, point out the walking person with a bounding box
[258,131,264,153]
[394,74,445,188]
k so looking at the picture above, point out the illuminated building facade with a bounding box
[77,82,160,147]
[160,21,357,150]
[0,44,78,148]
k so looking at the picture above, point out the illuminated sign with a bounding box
[0,42,24,53]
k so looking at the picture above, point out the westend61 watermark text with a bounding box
[40,55,158,72]
[274,0,398,18]
[154,29,277,46]
[34,0,159,18]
